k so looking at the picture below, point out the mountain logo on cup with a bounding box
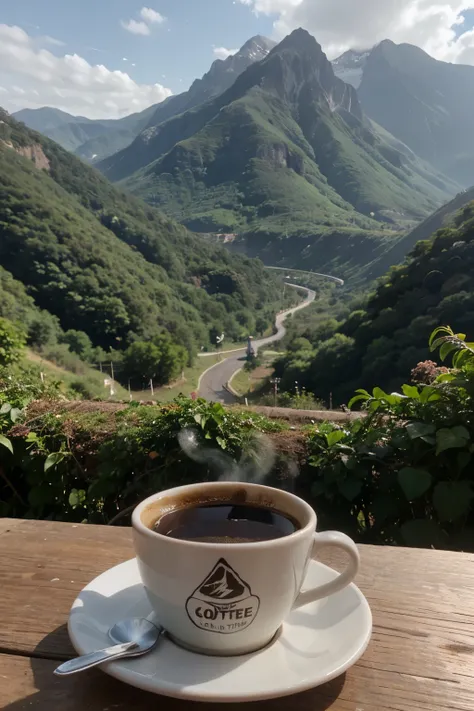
[186,558,260,634]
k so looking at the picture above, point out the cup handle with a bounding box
[293,531,360,608]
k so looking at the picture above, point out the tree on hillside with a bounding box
[122,334,188,387]
[0,318,25,367]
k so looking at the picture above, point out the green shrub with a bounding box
[304,327,474,550]
[0,393,285,523]
[0,318,25,366]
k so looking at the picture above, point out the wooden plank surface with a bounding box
[0,519,134,657]
[1,518,474,710]
[2,652,474,711]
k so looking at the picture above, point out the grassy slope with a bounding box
[25,350,130,401]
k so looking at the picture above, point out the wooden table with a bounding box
[1,518,474,711]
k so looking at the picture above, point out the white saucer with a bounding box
[68,558,372,703]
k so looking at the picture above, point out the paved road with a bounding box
[265,266,345,286]
[198,284,316,404]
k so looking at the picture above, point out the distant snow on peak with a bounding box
[332,48,372,88]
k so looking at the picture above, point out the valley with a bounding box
[3,25,474,412]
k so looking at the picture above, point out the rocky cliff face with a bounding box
[0,112,50,171]
[358,40,474,186]
[98,36,277,181]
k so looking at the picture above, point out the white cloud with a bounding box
[0,24,172,119]
[122,7,166,35]
[121,19,151,36]
[238,0,474,63]
[140,7,166,24]
[213,46,239,60]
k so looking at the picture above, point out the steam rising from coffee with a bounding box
[177,428,277,484]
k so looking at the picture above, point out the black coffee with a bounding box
[153,503,299,543]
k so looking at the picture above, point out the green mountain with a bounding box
[278,200,474,403]
[358,40,474,186]
[0,108,284,358]
[13,104,160,162]
[14,36,276,166]
[142,35,277,135]
[363,185,474,280]
[98,29,457,277]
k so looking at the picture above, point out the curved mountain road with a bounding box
[198,284,315,404]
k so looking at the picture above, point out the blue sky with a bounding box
[2,1,474,119]
[1,1,273,94]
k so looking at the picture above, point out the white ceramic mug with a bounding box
[132,481,360,656]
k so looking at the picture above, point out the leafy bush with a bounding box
[0,392,285,523]
[0,318,25,366]
[305,327,474,550]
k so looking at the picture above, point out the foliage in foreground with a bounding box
[0,383,284,523]
[304,327,474,550]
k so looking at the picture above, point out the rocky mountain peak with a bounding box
[261,29,363,120]
[276,27,324,56]
[240,35,276,58]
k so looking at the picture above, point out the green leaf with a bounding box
[398,468,432,501]
[9,408,21,423]
[386,393,404,404]
[216,436,227,450]
[44,452,66,472]
[436,427,470,455]
[193,414,203,426]
[429,337,446,352]
[337,479,362,501]
[401,519,446,548]
[406,422,436,440]
[439,341,457,362]
[419,386,441,403]
[0,403,11,415]
[429,326,453,347]
[372,387,387,400]
[402,384,420,399]
[436,373,455,383]
[326,430,346,447]
[348,394,368,409]
[0,434,13,454]
[433,481,474,522]
[69,488,86,509]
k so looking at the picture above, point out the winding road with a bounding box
[198,284,316,404]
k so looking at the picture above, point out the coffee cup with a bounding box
[132,481,360,656]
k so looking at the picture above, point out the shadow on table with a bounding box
[4,622,347,711]
[6,580,348,710]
